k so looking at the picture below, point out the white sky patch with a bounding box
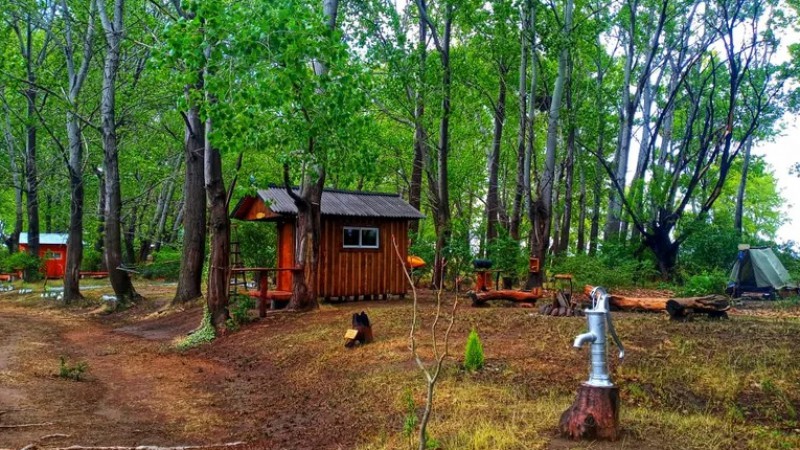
[755,118,799,244]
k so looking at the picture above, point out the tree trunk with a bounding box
[523,0,537,226]
[173,100,207,305]
[124,204,138,265]
[24,85,40,280]
[605,20,635,243]
[560,385,620,441]
[64,110,85,302]
[432,5,453,289]
[486,64,508,247]
[531,0,571,282]
[644,225,679,279]
[734,137,752,237]
[557,60,575,255]
[576,152,587,254]
[205,116,230,328]
[2,104,23,253]
[288,177,324,311]
[95,167,106,258]
[409,14,427,236]
[510,2,529,240]
[98,0,140,305]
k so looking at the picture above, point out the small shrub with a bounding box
[176,306,216,350]
[59,356,88,381]
[677,271,728,297]
[464,329,485,372]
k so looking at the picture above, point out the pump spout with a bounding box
[573,332,596,348]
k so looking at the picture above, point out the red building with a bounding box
[19,233,69,279]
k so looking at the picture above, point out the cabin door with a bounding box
[276,221,295,291]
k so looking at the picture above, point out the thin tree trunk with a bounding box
[534,0,572,272]
[94,167,106,254]
[576,152,586,254]
[433,4,453,289]
[487,64,508,247]
[24,81,40,279]
[557,58,575,254]
[734,137,752,237]
[2,104,23,253]
[409,14,427,236]
[170,200,184,243]
[98,0,140,305]
[524,0,538,255]
[124,205,138,264]
[510,2,530,240]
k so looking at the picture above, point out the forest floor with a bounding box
[1,282,799,450]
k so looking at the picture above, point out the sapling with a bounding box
[393,236,458,450]
[463,329,485,371]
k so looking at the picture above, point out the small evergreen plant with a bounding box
[464,329,485,371]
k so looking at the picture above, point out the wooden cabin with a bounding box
[19,232,69,279]
[231,187,424,301]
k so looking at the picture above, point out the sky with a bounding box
[755,119,799,245]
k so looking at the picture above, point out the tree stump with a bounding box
[559,384,620,441]
[345,311,373,348]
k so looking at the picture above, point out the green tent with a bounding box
[728,247,797,297]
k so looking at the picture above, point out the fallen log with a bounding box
[665,297,729,321]
[583,285,729,319]
[468,289,542,307]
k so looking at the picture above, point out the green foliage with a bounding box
[80,248,104,272]
[235,222,276,268]
[227,294,255,329]
[486,229,525,278]
[58,356,88,381]
[0,252,42,279]
[176,307,216,350]
[676,271,729,297]
[464,329,485,372]
[679,221,741,274]
[142,248,181,281]
[552,247,660,288]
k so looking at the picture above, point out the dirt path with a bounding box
[0,303,241,449]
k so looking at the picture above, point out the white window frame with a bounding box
[343,227,380,249]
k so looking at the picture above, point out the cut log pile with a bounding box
[538,291,584,316]
[583,285,730,320]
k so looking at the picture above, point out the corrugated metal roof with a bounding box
[257,187,425,219]
[19,232,69,245]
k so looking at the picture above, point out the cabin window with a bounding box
[44,251,62,260]
[343,227,380,249]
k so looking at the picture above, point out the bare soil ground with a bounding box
[1,283,799,450]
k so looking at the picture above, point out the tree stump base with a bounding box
[559,384,620,441]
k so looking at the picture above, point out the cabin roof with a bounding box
[246,186,425,220]
[19,232,69,245]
